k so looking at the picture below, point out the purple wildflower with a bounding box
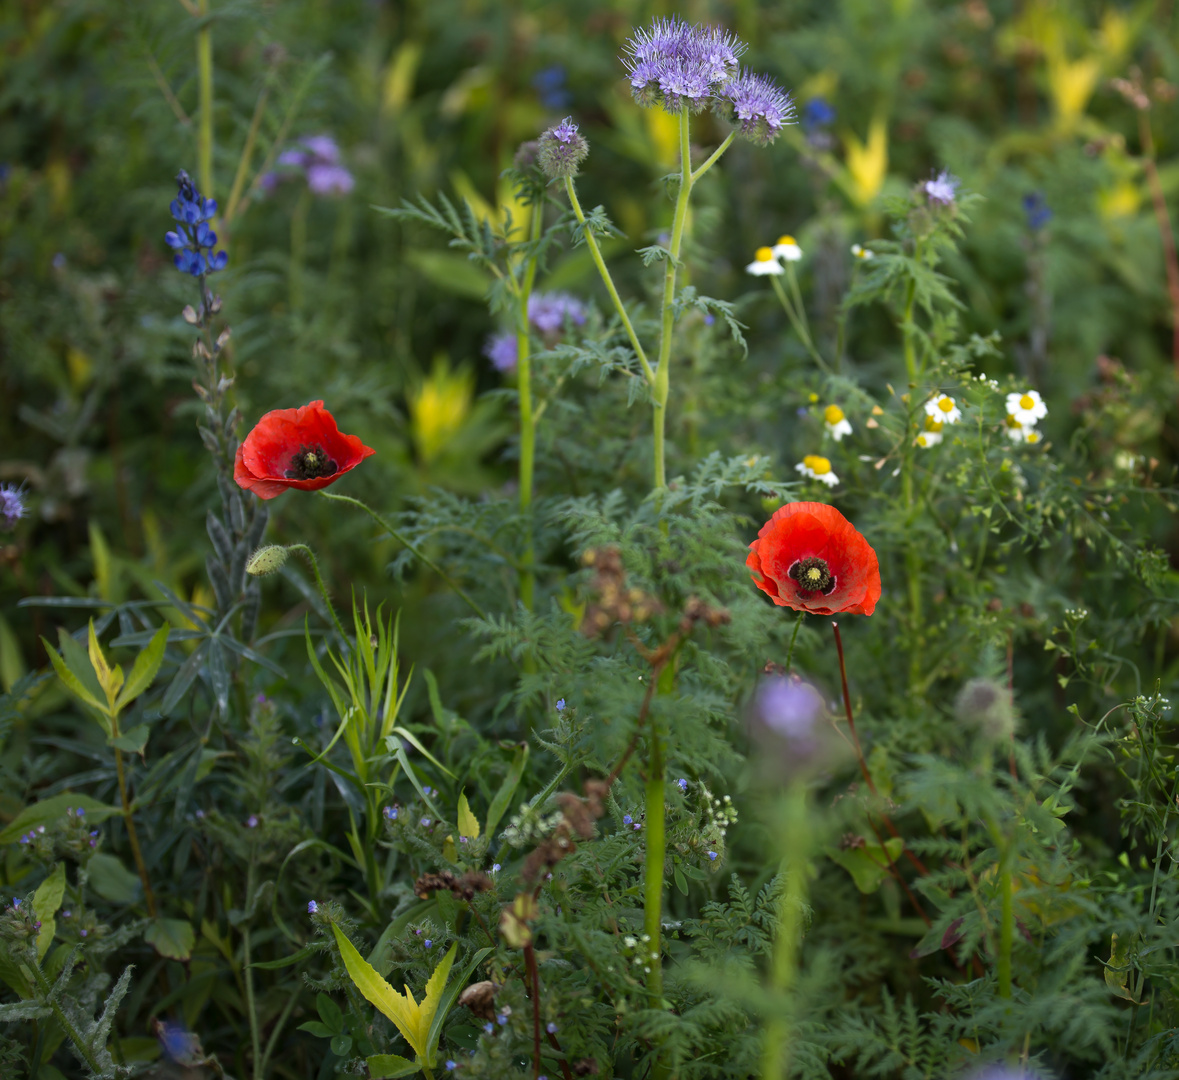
[721,70,795,145]
[166,170,226,277]
[802,98,836,132]
[483,1022,494,1034]
[555,698,566,711]
[384,805,399,820]
[623,18,745,113]
[537,118,589,179]
[0,484,25,530]
[676,778,688,793]
[708,851,718,861]
[756,678,824,744]
[546,1022,558,1034]
[923,169,960,206]
[484,332,518,374]
[246,814,259,828]
[424,938,433,949]
[445,1061,457,1072]
[308,900,318,914]
[528,292,587,333]
[492,863,501,872]
[623,815,633,826]
[265,135,355,198]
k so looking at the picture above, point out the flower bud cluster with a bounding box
[537,118,589,180]
[16,806,99,862]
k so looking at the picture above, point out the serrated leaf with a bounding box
[145,917,195,960]
[457,792,481,840]
[114,623,169,713]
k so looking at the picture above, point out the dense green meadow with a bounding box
[2,0,1179,1077]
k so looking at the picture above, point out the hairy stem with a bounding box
[516,200,543,611]
[196,0,214,199]
[651,108,694,491]
[243,856,262,1078]
[643,721,666,1008]
[286,544,348,642]
[28,963,105,1075]
[318,492,485,618]
[563,177,653,385]
[113,743,157,917]
[761,782,809,1080]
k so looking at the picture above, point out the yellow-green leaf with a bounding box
[366,1053,420,1079]
[114,624,169,713]
[87,620,117,707]
[33,863,66,960]
[417,942,457,1063]
[332,923,425,1057]
[43,640,107,718]
[457,792,481,840]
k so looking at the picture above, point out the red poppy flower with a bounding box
[747,501,881,616]
[233,400,375,500]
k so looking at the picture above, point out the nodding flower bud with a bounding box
[537,118,589,180]
[955,677,1014,744]
[246,544,290,576]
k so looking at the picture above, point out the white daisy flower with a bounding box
[915,431,943,448]
[1005,417,1042,444]
[795,454,838,486]
[924,394,962,424]
[772,234,802,262]
[745,246,783,275]
[1005,389,1047,427]
[851,243,874,260]
[823,404,853,441]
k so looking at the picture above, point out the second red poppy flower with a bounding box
[747,501,881,616]
[234,400,375,500]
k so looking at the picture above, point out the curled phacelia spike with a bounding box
[719,70,795,145]
[537,118,589,180]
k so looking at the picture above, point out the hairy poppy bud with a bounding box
[537,118,589,180]
[247,545,290,576]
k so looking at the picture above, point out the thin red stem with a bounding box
[524,943,542,1080]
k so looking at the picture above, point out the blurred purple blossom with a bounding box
[532,65,571,110]
[721,71,795,145]
[1023,191,1052,230]
[528,291,587,333]
[1,484,25,530]
[923,169,960,206]
[263,135,355,197]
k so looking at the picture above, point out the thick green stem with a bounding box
[196,0,214,199]
[113,742,157,916]
[899,269,922,687]
[318,492,485,618]
[286,544,348,643]
[762,782,809,1080]
[643,723,666,1008]
[517,201,543,610]
[651,108,694,491]
[563,177,653,386]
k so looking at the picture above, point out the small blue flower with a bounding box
[633,822,641,831]
[308,901,318,914]
[11,898,20,908]
[1023,191,1052,231]
[76,807,85,817]
[708,850,718,861]
[384,805,398,820]
[546,1021,558,1034]
[246,815,259,828]
[424,939,433,949]
[555,698,566,711]
[532,64,571,109]
[623,815,633,825]
[445,1062,457,1072]
[483,1022,494,1034]
[166,170,227,277]
[496,1013,509,1025]
[492,863,502,872]
[801,97,836,132]
[676,778,688,793]
[421,817,432,827]
[484,332,518,374]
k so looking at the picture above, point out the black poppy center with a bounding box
[788,556,837,596]
[286,445,338,481]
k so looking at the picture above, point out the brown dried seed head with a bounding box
[458,980,498,1021]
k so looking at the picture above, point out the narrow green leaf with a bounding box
[485,743,529,839]
[42,639,106,717]
[425,946,491,1065]
[114,623,169,713]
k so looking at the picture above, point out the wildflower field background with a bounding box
[2,0,1179,1077]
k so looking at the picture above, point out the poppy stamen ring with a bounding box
[286,445,339,481]
[787,556,837,596]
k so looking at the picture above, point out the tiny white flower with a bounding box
[623,936,637,948]
[795,454,838,486]
[822,403,852,441]
[772,234,802,262]
[924,394,962,424]
[1005,389,1047,427]
[1005,419,1042,445]
[1113,450,1140,471]
[851,243,874,260]
[915,430,943,449]
[745,246,784,275]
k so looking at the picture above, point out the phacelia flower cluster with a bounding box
[0,484,25,530]
[165,170,227,277]
[923,169,961,207]
[483,292,588,373]
[621,18,793,143]
[263,135,355,196]
[537,118,589,180]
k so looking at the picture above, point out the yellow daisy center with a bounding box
[916,434,930,447]
[937,397,956,413]
[803,455,831,475]
[777,235,797,247]
[1026,431,1040,443]
[755,247,775,262]
[1019,393,1035,410]
[1006,415,1022,428]
[824,404,845,425]
[924,417,944,432]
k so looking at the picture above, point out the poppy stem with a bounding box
[318,492,486,619]
[285,544,349,643]
[784,611,805,672]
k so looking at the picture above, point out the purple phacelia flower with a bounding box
[623,18,745,113]
[923,169,960,206]
[484,332,518,374]
[528,292,587,334]
[720,70,795,145]
[266,135,355,198]
[537,118,589,180]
